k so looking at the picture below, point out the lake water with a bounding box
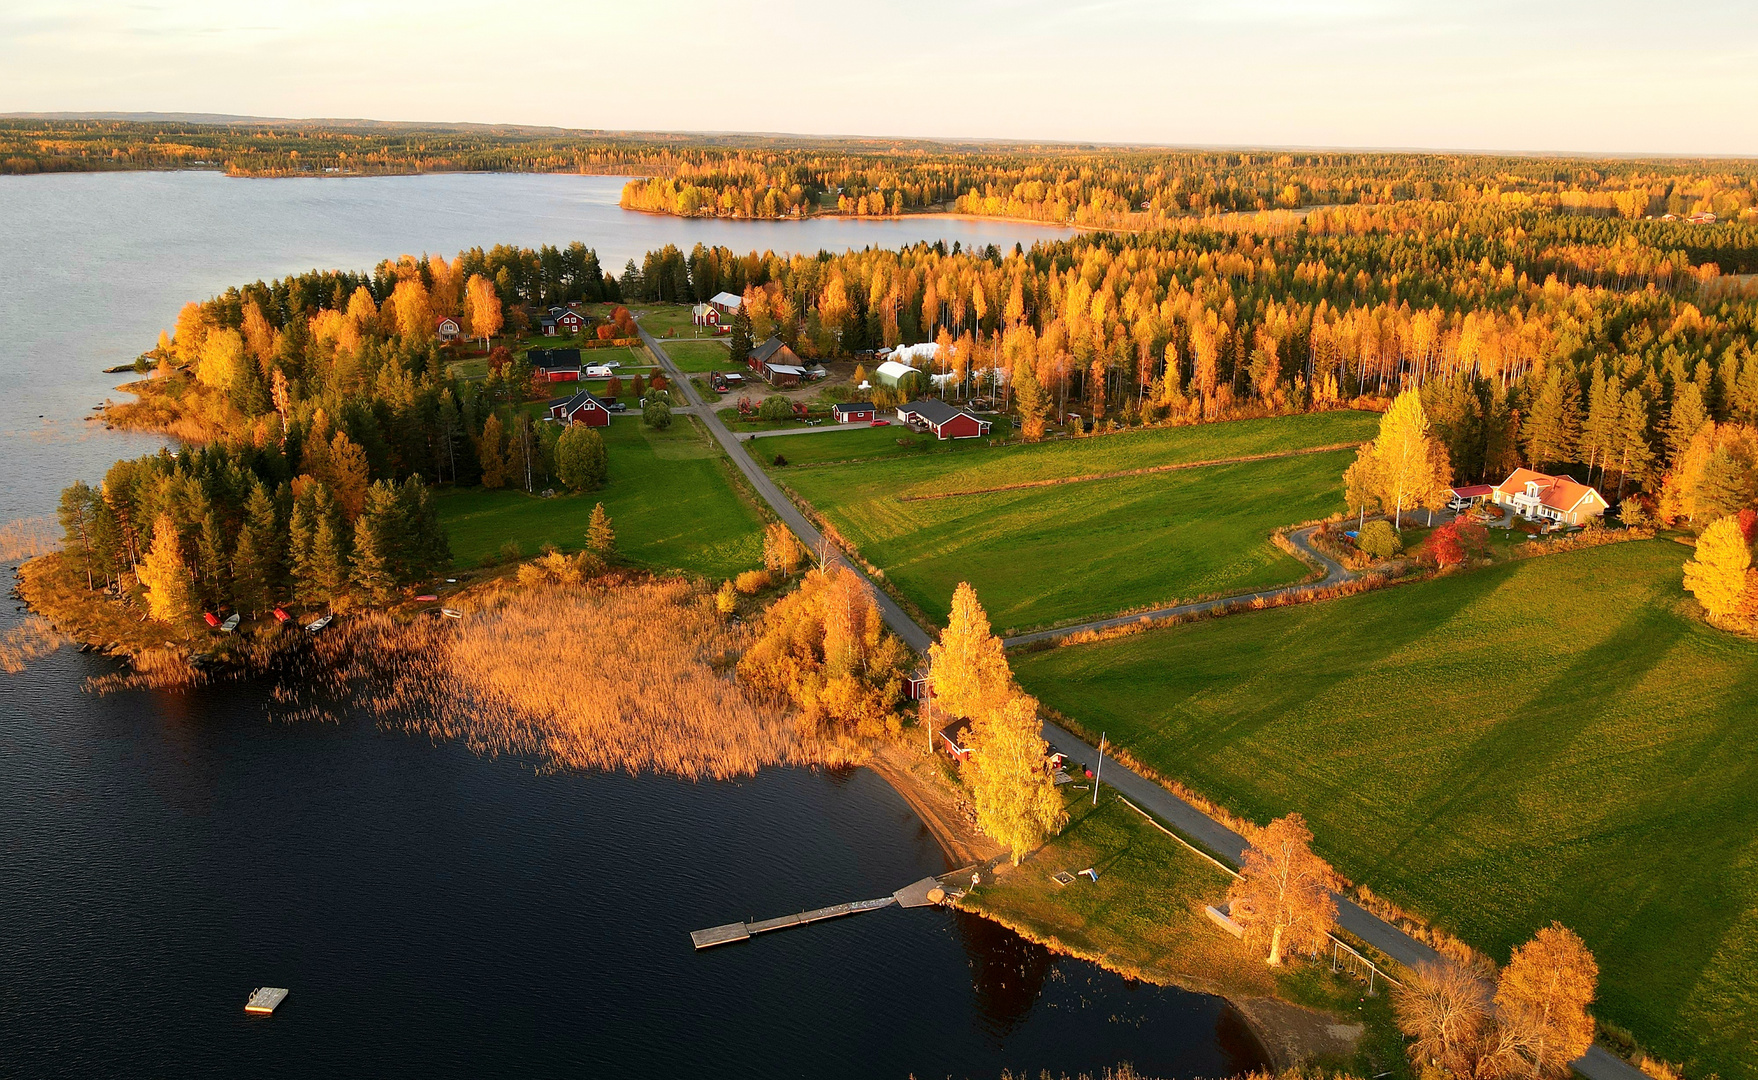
[0,172,1264,1079]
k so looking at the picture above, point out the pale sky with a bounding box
[3,0,1756,155]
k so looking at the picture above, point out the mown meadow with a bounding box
[1012,539,1758,1078]
[436,416,765,579]
[776,411,1378,631]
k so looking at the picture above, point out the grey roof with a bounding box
[901,398,981,426]
[833,402,876,413]
[749,335,791,365]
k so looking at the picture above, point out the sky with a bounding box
[3,0,1757,155]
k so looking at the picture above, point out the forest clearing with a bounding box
[435,416,764,577]
[1012,539,1758,1077]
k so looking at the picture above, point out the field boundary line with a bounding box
[1115,794,1242,879]
[896,442,1366,502]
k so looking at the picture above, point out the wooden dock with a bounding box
[691,879,949,950]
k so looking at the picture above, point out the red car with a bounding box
[870,419,890,427]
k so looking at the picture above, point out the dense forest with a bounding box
[50,181,1758,625]
[8,118,1758,230]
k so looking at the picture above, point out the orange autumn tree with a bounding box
[1497,922,1599,1077]
[1227,813,1340,966]
[466,273,502,351]
[736,564,911,741]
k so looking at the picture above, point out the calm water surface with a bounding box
[0,172,1264,1079]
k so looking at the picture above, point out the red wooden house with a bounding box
[896,399,992,440]
[546,390,613,427]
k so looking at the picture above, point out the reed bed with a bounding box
[0,517,59,562]
[276,578,835,780]
[0,616,69,674]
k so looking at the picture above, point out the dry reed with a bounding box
[0,616,69,673]
[278,578,836,780]
[0,517,59,562]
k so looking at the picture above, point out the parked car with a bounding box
[606,400,628,412]
[584,362,622,377]
[870,419,891,427]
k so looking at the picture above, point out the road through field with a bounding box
[639,322,1642,1080]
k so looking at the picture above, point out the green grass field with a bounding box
[435,416,765,579]
[777,412,1376,631]
[1012,540,1758,1077]
[631,303,722,338]
[967,786,1412,1077]
[661,339,735,372]
[756,418,1018,465]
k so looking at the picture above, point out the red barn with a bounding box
[547,390,612,427]
[691,303,720,326]
[896,399,992,440]
[529,348,582,382]
[833,402,876,424]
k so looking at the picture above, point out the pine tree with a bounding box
[305,486,351,608]
[587,502,616,556]
[1581,368,1621,485]
[288,491,317,603]
[196,507,231,609]
[400,478,451,581]
[968,695,1066,864]
[1522,370,1582,468]
[729,306,754,368]
[1613,389,1655,498]
[58,480,100,590]
[137,513,198,626]
[231,526,271,617]
[1665,380,1709,467]
[351,482,402,604]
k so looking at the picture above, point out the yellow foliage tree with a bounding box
[1367,390,1451,529]
[196,328,246,390]
[763,522,803,577]
[928,582,1013,725]
[390,278,434,341]
[1683,515,1752,620]
[136,513,197,626]
[968,694,1065,863]
[1227,813,1339,966]
[466,273,502,350]
[1496,922,1598,1077]
[323,431,372,522]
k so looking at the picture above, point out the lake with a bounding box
[0,171,1264,1079]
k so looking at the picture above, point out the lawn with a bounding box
[434,416,766,580]
[756,420,1017,466]
[966,787,1410,1078]
[661,339,735,372]
[778,412,1374,631]
[1011,540,1758,1078]
[630,302,721,338]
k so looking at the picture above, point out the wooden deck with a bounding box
[691,895,903,949]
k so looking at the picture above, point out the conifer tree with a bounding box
[1613,389,1654,498]
[351,481,404,604]
[587,502,616,556]
[1665,380,1710,467]
[231,526,271,616]
[1522,370,1581,468]
[729,306,754,368]
[1581,369,1621,485]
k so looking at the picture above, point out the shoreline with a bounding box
[859,739,1328,1071]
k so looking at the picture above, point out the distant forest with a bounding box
[6,117,1758,230]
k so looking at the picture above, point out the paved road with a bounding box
[641,323,1640,1080]
[1004,525,1355,648]
[739,422,874,440]
[639,324,931,655]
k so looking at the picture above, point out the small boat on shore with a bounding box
[304,614,333,634]
[245,987,288,1015]
[220,614,241,633]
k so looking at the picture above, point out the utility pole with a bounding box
[1093,732,1106,806]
